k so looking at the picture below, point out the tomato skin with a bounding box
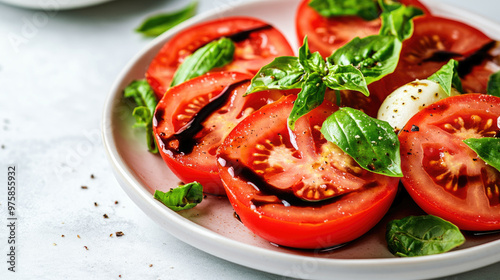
[153,72,289,195]
[146,17,294,99]
[226,185,397,248]
[399,94,500,231]
[295,0,430,57]
[217,95,399,248]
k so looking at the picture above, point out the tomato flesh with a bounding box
[374,16,496,100]
[216,95,399,248]
[146,17,294,99]
[153,72,287,195]
[399,94,500,231]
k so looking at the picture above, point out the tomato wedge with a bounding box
[399,94,500,231]
[216,95,399,248]
[146,17,294,99]
[295,0,430,57]
[374,16,496,99]
[153,72,288,195]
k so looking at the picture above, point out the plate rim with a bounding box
[101,0,500,279]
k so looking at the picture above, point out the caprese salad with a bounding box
[124,0,500,256]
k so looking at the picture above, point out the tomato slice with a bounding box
[295,0,430,57]
[216,95,399,248]
[399,94,500,231]
[153,72,288,195]
[146,17,294,99]
[374,16,496,100]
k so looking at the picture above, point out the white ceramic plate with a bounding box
[102,0,500,279]
[0,0,112,10]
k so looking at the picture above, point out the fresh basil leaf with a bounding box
[170,37,235,87]
[136,1,197,37]
[309,0,379,21]
[386,215,465,257]
[378,0,423,41]
[464,138,500,172]
[154,182,203,211]
[246,56,306,95]
[328,35,403,85]
[124,80,158,153]
[428,59,463,95]
[324,64,369,96]
[487,70,500,97]
[298,36,327,76]
[321,107,402,176]
[288,73,327,130]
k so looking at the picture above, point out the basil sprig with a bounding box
[487,70,500,97]
[386,215,465,257]
[428,59,463,95]
[321,107,402,177]
[245,3,421,175]
[308,0,379,21]
[124,80,159,153]
[247,4,421,128]
[463,138,500,172]
[154,182,203,211]
[171,37,235,87]
[136,1,198,37]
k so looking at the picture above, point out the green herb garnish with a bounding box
[386,215,465,257]
[170,37,235,87]
[154,182,203,211]
[321,107,402,177]
[136,1,198,37]
[463,138,500,172]
[487,70,500,97]
[245,4,421,175]
[124,80,159,153]
[308,0,379,21]
[428,59,463,95]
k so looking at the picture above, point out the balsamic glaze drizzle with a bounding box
[226,24,273,42]
[457,40,497,77]
[157,79,250,155]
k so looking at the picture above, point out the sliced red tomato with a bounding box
[153,72,290,195]
[295,0,430,57]
[399,94,500,231]
[461,43,500,93]
[374,16,495,100]
[146,17,294,99]
[216,95,399,248]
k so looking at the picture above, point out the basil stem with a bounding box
[124,80,159,153]
[154,182,203,211]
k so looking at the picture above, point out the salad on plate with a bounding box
[113,0,500,272]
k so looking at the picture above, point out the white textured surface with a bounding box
[0,0,499,279]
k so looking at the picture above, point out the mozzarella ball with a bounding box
[377,80,460,132]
